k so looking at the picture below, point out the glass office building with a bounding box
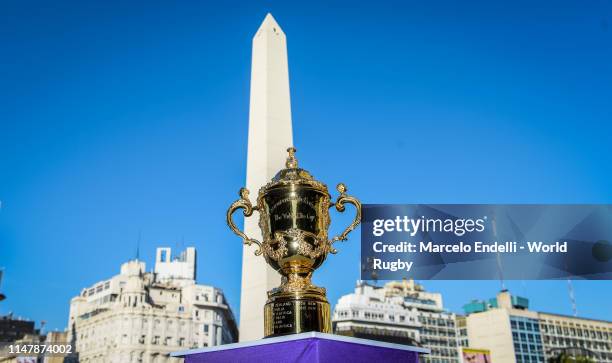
[510,316,544,363]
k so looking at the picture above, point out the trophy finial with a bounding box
[285,147,298,169]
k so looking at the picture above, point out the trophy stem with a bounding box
[282,272,324,294]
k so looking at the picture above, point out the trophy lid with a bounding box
[267,147,328,192]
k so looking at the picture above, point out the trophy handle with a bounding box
[226,188,263,256]
[329,183,362,253]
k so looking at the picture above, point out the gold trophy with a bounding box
[227,147,362,338]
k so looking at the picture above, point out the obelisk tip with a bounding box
[256,13,283,35]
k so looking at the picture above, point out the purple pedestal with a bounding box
[172,332,428,363]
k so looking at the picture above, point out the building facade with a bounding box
[0,314,38,343]
[539,312,611,362]
[464,290,611,363]
[333,280,461,363]
[67,247,238,363]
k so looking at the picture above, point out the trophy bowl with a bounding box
[227,147,361,337]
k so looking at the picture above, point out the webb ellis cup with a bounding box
[227,147,362,337]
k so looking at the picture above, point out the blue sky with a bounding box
[1,1,611,331]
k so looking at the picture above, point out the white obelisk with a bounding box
[239,13,293,341]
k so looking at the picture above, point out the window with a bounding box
[204,325,209,334]
[152,336,160,344]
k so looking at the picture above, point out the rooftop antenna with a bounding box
[492,216,506,291]
[567,279,578,317]
[0,268,5,302]
[136,229,142,261]
[562,252,578,317]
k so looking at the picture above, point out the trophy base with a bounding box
[264,292,331,338]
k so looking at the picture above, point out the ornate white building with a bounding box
[67,247,238,363]
[333,280,461,363]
